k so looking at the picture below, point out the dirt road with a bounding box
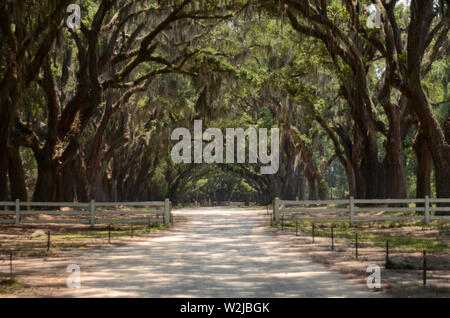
[57,207,383,297]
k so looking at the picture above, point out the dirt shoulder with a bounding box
[0,216,187,297]
[268,226,449,297]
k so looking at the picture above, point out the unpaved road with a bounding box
[60,207,384,297]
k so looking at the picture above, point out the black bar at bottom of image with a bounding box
[0,298,445,317]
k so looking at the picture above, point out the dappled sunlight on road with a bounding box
[61,207,385,297]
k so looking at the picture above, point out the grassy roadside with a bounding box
[0,274,29,297]
[0,223,169,258]
[269,220,449,297]
[0,222,170,297]
[272,220,450,252]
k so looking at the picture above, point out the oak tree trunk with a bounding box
[414,131,432,200]
[33,154,58,202]
[7,145,27,201]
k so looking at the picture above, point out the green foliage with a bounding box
[4,0,450,206]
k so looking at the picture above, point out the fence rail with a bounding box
[0,199,172,228]
[273,196,450,225]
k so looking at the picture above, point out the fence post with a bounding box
[169,201,173,225]
[90,199,96,229]
[331,227,334,251]
[47,231,51,253]
[424,195,430,225]
[164,199,170,226]
[349,196,355,227]
[273,197,280,224]
[423,250,427,285]
[15,199,20,227]
[385,240,390,269]
[9,252,13,279]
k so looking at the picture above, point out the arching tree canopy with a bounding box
[0,0,449,207]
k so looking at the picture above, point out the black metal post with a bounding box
[423,250,427,285]
[385,240,390,268]
[281,215,284,231]
[9,252,13,278]
[355,232,358,260]
[312,223,315,243]
[108,225,111,244]
[47,231,51,253]
[296,220,298,236]
[331,227,334,251]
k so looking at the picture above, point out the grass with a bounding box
[0,274,29,297]
[0,223,169,258]
[272,220,450,252]
[0,222,169,297]
[54,223,167,241]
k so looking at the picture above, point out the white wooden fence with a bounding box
[0,199,172,228]
[273,196,450,225]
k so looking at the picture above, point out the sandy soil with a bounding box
[270,226,449,297]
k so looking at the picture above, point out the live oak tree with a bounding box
[7,0,245,202]
[263,0,448,201]
[1,0,449,205]
[0,0,74,201]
